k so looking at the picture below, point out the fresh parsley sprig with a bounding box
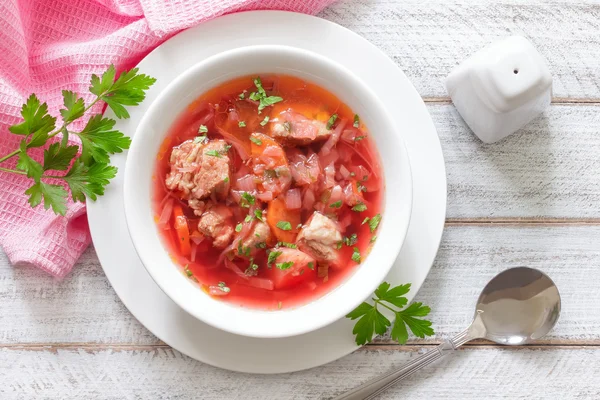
[346,282,434,345]
[1,65,156,215]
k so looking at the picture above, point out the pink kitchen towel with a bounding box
[0,0,337,278]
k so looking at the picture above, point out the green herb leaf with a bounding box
[276,221,292,231]
[267,250,282,266]
[354,136,366,142]
[254,209,264,222]
[238,121,246,128]
[260,116,270,126]
[217,281,231,293]
[353,114,360,128]
[351,247,361,263]
[43,143,79,171]
[60,90,86,124]
[240,192,255,208]
[90,65,156,119]
[235,223,243,233]
[370,235,377,243]
[64,159,118,202]
[277,241,297,249]
[250,136,262,145]
[352,203,367,212]
[346,302,391,346]
[205,150,221,158]
[276,261,294,270]
[239,92,245,100]
[307,262,315,270]
[329,200,343,208]
[9,95,57,142]
[344,233,358,247]
[326,113,338,130]
[198,125,208,134]
[16,142,43,180]
[78,115,131,164]
[194,135,207,144]
[25,181,68,215]
[368,214,382,233]
[223,176,229,183]
[395,302,434,340]
[375,282,410,308]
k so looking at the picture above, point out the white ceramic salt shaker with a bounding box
[446,36,552,144]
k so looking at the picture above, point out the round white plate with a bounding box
[87,11,446,374]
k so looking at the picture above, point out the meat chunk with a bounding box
[242,218,272,251]
[270,111,331,145]
[296,212,342,266]
[198,204,234,248]
[165,139,231,201]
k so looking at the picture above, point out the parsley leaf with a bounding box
[251,77,283,112]
[353,114,360,128]
[352,202,367,212]
[276,261,294,270]
[78,115,131,164]
[198,125,208,133]
[329,200,342,208]
[267,250,282,266]
[326,113,338,130]
[64,159,117,202]
[240,192,255,208]
[276,221,292,231]
[25,181,68,215]
[238,121,246,128]
[346,282,434,346]
[60,91,85,124]
[254,209,264,222]
[344,233,358,247]
[90,65,156,119]
[351,247,361,263]
[260,116,270,126]
[43,143,79,171]
[235,223,243,232]
[250,136,262,146]
[9,94,56,140]
[16,142,43,180]
[205,150,221,157]
[368,214,382,233]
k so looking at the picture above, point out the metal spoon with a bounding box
[333,267,561,400]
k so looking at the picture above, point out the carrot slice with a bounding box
[267,197,301,243]
[250,132,288,167]
[173,205,191,257]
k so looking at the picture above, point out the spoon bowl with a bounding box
[475,267,561,345]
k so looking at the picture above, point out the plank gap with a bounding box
[422,97,600,105]
[445,218,600,226]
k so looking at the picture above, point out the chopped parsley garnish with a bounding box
[344,233,358,246]
[245,260,259,276]
[329,200,343,208]
[240,192,255,208]
[244,246,251,257]
[336,242,343,250]
[223,176,229,183]
[369,214,382,233]
[260,116,270,126]
[352,203,367,212]
[254,209,264,221]
[250,77,283,112]
[238,121,246,128]
[198,125,208,134]
[351,247,361,263]
[235,223,242,233]
[362,217,370,225]
[217,281,230,293]
[283,121,292,132]
[237,240,243,255]
[346,282,434,345]
[255,242,267,249]
[194,135,207,144]
[276,221,292,231]
[205,149,221,157]
[326,113,338,129]
[357,181,367,193]
[370,235,377,243]
[267,250,282,266]
[277,241,297,249]
[244,214,252,223]
[308,262,315,270]
[354,135,366,141]
[184,264,193,277]
[276,261,294,270]
[353,114,360,128]
[239,92,245,100]
[250,136,262,146]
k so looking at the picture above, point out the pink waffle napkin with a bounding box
[0,0,337,278]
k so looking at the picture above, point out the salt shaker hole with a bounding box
[513,69,519,74]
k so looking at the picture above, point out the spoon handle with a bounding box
[332,329,471,400]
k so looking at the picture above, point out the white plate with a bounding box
[87,11,446,374]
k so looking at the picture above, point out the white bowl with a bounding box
[124,45,412,338]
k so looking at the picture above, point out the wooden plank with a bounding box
[319,0,600,100]
[1,225,598,345]
[2,345,600,399]
[436,104,600,219]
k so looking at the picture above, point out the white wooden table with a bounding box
[2,1,600,398]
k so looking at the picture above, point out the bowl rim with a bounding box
[123,44,413,338]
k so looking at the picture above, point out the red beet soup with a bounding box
[152,74,384,310]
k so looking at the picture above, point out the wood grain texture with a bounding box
[2,345,600,399]
[436,104,600,218]
[319,0,600,100]
[2,225,599,345]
